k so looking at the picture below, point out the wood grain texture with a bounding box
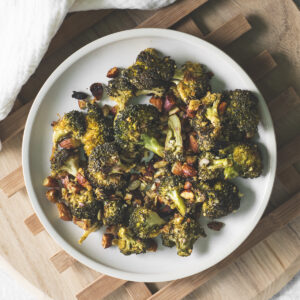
[277,165,300,195]
[148,192,300,300]
[175,17,204,37]
[50,250,76,273]
[76,274,126,300]
[24,214,44,236]
[124,282,152,300]
[0,166,24,197]
[136,0,207,29]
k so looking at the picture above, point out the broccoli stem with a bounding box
[168,115,183,149]
[141,134,164,157]
[223,166,239,179]
[168,190,186,216]
[207,158,232,169]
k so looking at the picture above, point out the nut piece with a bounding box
[107,67,119,78]
[90,82,103,100]
[184,181,192,190]
[207,221,225,231]
[153,160,169,169]
[59,138,80,149]
[46,189,59,203]
[147,239,158,252]
[73,217,91,230]
[189,133,199,153]
[150,96,163,112]
[56,203,72,221]
[106,225,118,236]
[43,176,59,188]
[102,233,114,249]
[78,100,87,109]
[180,190,194,200]
[186,155,197,165]
[182,163,197,177]
[218,101,227,114]
[76,171,92,190]
[171,161,183,176]
[186,109,196,118]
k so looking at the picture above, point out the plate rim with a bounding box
[22,28,277,282]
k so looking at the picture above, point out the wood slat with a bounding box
[50,250,76,273]
[268,87,300,121]
[0,166,24,197]
[205,14,251,48]
[136,0,208,29]
[24,214,44,235]
[46,10,112,57]
[147,191,300,300]
[0,100,32,143]
[278,165,300,195]
[76,274,127,300]
[244,50,277,81]
[277,135,300,173]
[125,282,153,300]
[175,17,204,37]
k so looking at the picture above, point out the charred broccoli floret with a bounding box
[81,104,114,156]
[103,198,127,226]
[158,175,186,216]
[50,149,80,177]
[112,227,149,255]
[219,142,263,178]
[201,180,241,219]
[173,62,211,103]
[129,207,166,239]
[87,143,130,191]
[125,48,175,96]
[164,114,184,163]
[222,90,259,139]
[190,92,222,151]
[106,77,136,110]
[114,104,164,157]
[161,214,206,256]
[52,110,86,146]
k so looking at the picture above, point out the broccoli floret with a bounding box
[106,77,136,110]
[68,189,102,223]
[50,149,80,177]
[201,180,241,219]
[198,152,232,181]
[219,142,263,178]
[112,227,149,255]
[52,110,86,146]
[125,48,175,96]
[164,114,184,163]
[129,207,166,239]
[81,104,114,156]
[87,143,129,191]
[190,92,222,152]
[173,62,211,104]
[161,214,206,256]
[103,198,127,226]
[158,175,186,216]
[114,104,164,157]
[222,90,259,139]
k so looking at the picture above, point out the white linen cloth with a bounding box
[0,0,176,123]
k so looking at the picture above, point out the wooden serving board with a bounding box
[0,0,300,299]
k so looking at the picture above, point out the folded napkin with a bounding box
[0,0,176,123]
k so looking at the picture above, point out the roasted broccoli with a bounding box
[112,227,152,255]
[164,114,184,163]
[87,143,129,191]
[50,149,80,177]
[190,92,222,151]
[103,198,127,226]
[106,76,136,110]
[198,142,262,180]
[161,214,206,256]
[158,175,186,216]
[201,180,241,219]
[222,90,259,139]
[114,104,164,157]
[173,62,211,103]
[81,104,114,156]
[52,110,86,146]
[219,142,263,178]
[129,207,166,239]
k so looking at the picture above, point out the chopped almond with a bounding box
[180,190,194,200]
[182,163,197,177]
[56,203,72,221]
[107,67,119,78]
[43,176,59,188]
[171,161,183,176]
[46,189,59,203]
[184,181,192,190]
[150,96,163,112]
[189,133,199,153]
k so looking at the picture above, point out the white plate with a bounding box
[22,28,276,282]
